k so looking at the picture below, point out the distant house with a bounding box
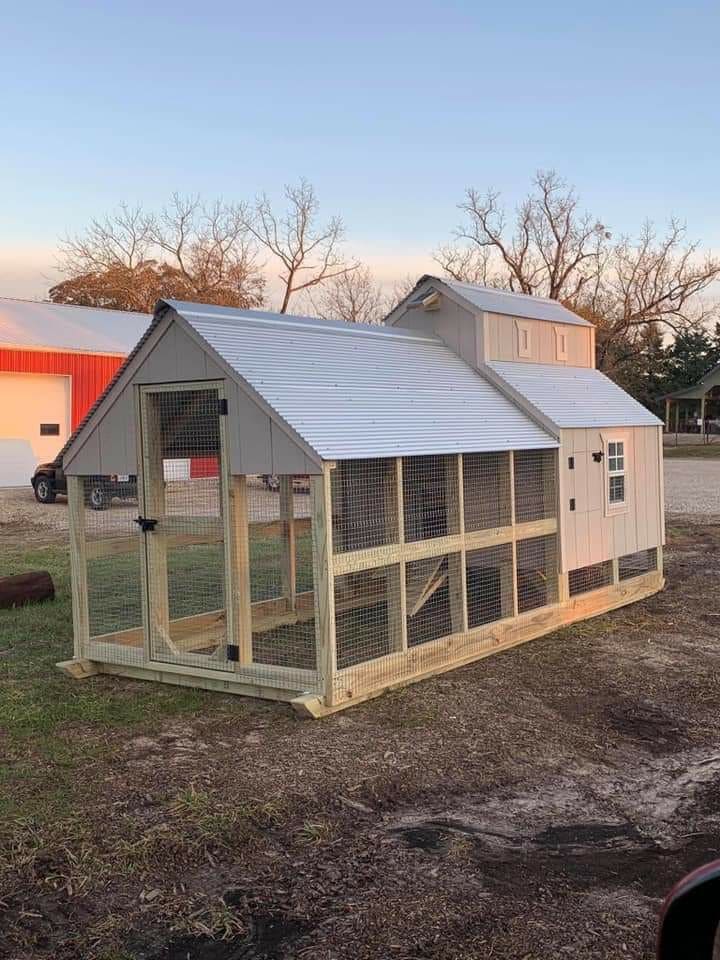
[0,299,149,486]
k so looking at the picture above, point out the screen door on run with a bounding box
[138,381,233,671]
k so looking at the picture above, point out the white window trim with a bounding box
[602,434,628,516]
[515,319,532,359]
[554,325,569,362]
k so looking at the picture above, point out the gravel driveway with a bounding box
[663,458,720,515]
[0,480,311,547]
[0,457,717,548]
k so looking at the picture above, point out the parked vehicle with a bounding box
[261,474,310,493]
[658,859,720,958]
[31,460,137,510]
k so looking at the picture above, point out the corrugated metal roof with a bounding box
[0,298,150,354]
[488,361,662,428]
[425,276,591,327]
[164,301,558,459]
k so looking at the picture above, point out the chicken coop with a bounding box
[59,292,665,716]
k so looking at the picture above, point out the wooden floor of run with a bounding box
[59,570,664,717]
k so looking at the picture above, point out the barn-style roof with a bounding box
[402,276,591,327]
[163,300,558,459]
[487,361,662,428]
[0,298,149,355]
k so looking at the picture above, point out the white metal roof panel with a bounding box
[0,298,150,354]
[488,361,662,428]
[437,278,591,326]
[165,301,558,459]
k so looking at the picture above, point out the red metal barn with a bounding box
[0,299,149,486]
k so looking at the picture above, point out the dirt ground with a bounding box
[1,514,720,959]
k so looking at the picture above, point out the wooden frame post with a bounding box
[455,454,468,633]
[279,476,297,611]
[229,475,253,664]
[385,458,406,652]
[140,390,171,659]
[396,457,408,652]
[311,463,337,707]
[67,475,90,659]
[509,451,519,617]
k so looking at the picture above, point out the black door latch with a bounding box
[135,516,158,532]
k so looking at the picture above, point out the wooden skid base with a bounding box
[55,658,305,702]
[59,572,663,718]
[292,572,665,718]
[57,658,100,680]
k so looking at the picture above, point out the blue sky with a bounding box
[1,0,718,302]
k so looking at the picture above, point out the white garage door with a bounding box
[0,373,71,486]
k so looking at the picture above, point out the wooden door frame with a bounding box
[137,380,235,672]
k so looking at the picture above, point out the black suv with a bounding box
[32,461,137,510]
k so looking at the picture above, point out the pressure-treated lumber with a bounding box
[229,475,253,664]
[310,465,337,706]
[0,571,54,609]
[292,570,664,716]
[57,658,99,679]
[140,391,172,659]
[332,516,558,575]
[67,475,90,659]
[279,477,297,610]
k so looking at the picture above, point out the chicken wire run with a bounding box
[65,436,665,716]
[58,294,665,716]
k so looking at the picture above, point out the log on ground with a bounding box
[0,570,55,609]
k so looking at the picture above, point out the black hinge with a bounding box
[226,644,239,662]
[568,456,575,470]
[218,398,229,416]
[134,516,158,532]
[569,498,576,512]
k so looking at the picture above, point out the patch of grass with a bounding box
[0,545,235,749]
[663,442,720,458]
[297,820,333,845]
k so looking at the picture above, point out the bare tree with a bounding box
[435,171,720,368]
[50,197,265,312]
[243,179,357,313]
[584,220,720,370]
[308,264,385,324]
[435,171,608,300]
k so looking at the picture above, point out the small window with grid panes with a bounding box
[607,440,625,506]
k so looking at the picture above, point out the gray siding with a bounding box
[559,425,664,572]
[64,318,320,476]
[484,313,593,366]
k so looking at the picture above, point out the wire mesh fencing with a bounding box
[568,560,614,597]
[137,385,229,669]
[516,534,559,613]
[331,459,398,552]
[514,449,557,523]
[403,454,460,542]
[466,543,514,627]
[247,475,317,674]
[82,478,143,662]
[405,553,463,647]
[618,548,658,581]
[463,452,512,531]
[334,565,402,669]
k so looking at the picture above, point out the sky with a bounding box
[1,0,719,306]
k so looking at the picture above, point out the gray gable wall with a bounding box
[386,277,482,370]
[63,313,322,477]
